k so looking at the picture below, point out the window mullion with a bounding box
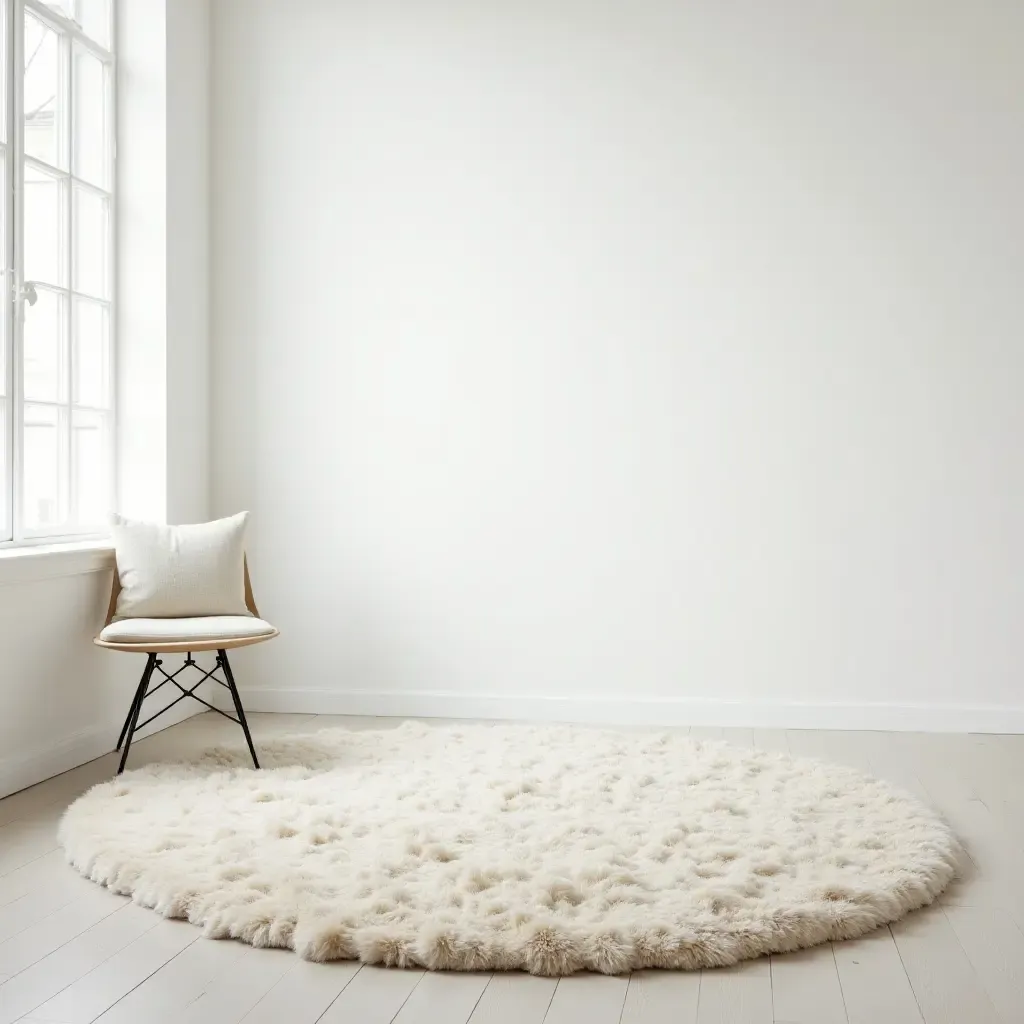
[1,0,11,541]
[23,0,109,62]
[11,0,24,542]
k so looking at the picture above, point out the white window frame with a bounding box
[1,0,115,548]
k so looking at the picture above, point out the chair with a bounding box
[95,558,278,774]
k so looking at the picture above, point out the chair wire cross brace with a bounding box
[115,649,260,774]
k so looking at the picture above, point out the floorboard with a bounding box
[620,970,700,1023]
[831,926,923,1024]
[467,973,557,1024]
[696,958,773,1023]
[240,960,362,1024]
[392,972,492,1024]
[29,918,198,1024]
[0,810,64,877]
[92,932,249,1024]
[0,882,81,944]
[750,730,790,755]
[889,906,1000,1023]
[0,904,155,1024]
[543,974,629,1024]
[785,730,875,774]
[769,945,847,1024]
[316,965,424,1024]
[689,727,726,741]
[942,904,1024,1023]
[0,850,81,908]
[177,945,296,1023]
[0,888,125,977]
[718,728,755,748]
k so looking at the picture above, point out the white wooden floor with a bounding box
[1,713,1022,1024]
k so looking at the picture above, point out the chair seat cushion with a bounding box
[100,616,277,644]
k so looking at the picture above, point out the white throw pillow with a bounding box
[110,512,252,619]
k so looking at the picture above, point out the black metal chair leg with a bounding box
[118,653,158,774]
[218,649,260,769]
[115,682,143,752]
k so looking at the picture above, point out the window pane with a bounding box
[42,1,111,49]
[0,2,7,145]
[72,47,107,187]
[25,164,66,287]
[0,159,6,269]
[72,408,108,525]
[24,14,66,169]
[73,186,107,297]
[23,403,67,530]
[73,297,108,407]
[77,0,110,49]
[23,288,66,403]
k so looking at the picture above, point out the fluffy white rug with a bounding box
[59,722,958,975]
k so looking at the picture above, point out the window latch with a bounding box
[14,281,38,320]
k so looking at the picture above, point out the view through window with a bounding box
[1,0,113,543]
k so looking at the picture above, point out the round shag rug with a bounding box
[59,722,958,975]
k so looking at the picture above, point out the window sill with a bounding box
[0,539,115,586]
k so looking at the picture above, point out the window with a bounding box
[1,0,113,545]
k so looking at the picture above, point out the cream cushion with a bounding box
[110,512,251,619]
[99,616,276,645]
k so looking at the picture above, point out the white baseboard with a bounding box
[0,701,201,800]
[226,688,1024,734]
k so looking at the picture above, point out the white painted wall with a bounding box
[166,0,211,525]
[211,1,1024,730]
[0,558,195,798]
[0,0,213,797]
